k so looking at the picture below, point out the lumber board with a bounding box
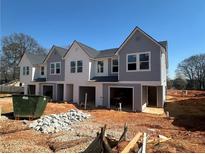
[120,132,142,153]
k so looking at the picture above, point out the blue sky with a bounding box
[1,0,205,79]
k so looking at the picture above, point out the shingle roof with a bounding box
[159,41,168,50]
[26,53,46,65]
[96,48,118,58]
[76,41,99,58]
[53,45,67,57]
[90,76,118,82]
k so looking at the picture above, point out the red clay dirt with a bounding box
[0,90,205,153]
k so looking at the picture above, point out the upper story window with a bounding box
[41,66,45,76]
[50,62,61,75]
[56,62,61,74]
[127,52,151,72]
[97,61,104,73]
[127,54,137,71]
[112,59,118,73]
[139,53,150,70]
[23,66,29,75]
[70,60,83,73]
[77,60,83,73]
[70,61,76,73]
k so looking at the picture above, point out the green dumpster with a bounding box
[12,95,48,119]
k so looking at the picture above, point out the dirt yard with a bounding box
[0,90,205,153]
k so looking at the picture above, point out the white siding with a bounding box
[19,54,33,85]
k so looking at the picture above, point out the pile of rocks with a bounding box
[29,109,90,134]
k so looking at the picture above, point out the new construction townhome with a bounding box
[18,27,168,112]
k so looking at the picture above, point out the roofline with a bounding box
[115,26,166,55]
[42,45,55,64]
[17,52,26,66]
[62,40,76,59]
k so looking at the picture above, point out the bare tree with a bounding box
[1,33,47,81]
[176,54,205,90]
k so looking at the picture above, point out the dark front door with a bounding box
[28,85,36,95]
[43,85,53,99]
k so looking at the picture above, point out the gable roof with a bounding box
[115,26,166,55]
[96,48,118,58]
[76,41,99,58]
[26,53,46,65]
[43,45,67,63]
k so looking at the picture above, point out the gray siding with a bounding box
[103,83,142,111]
[119,30,161,81]
[47,49,65,81]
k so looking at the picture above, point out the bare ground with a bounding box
[0,90,205,153]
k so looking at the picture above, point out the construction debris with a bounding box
[159,134,171,142]
[29,109,90,134]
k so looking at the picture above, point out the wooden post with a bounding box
[84,93,87,110]
[142,133,147,153]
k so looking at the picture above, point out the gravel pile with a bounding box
[29,109,90,134]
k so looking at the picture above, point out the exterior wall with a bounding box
[19,54,33,85]
[64,42,90,83]
[34,65,47,79]
[118,30,161,81]
[94,58,109,77]
[102,83,142,111]
[108,57,118,76]
[47,49,65,81]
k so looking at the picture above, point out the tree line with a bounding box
[0,33,47,83]
[168,53,205,90]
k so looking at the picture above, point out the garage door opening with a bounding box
[110,87,133,110]
[66,84,73,102]
[43,85,53,100]
[148,86,157,106]
[79,86,95,107]
[28,85,36,95]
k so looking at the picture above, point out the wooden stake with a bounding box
[142,133,147,153]
[84,93,87,110]
[120,132,142,153]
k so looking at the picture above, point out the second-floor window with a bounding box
[50,62,61,75]
[41,66,45,76]
[112,59,118,73]
[97,61,104,73]
[70,60,83,73]
[77,60,83,73]
[70,61,76,73]
[23,66,29,75]
[127,52,150,72]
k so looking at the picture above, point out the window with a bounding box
[23,67,26,75]
[77,60,83,73]
[50,63,55,74]
[97,61,104,73]
[112,59,118,73]
[139,53,150,70]
[41,66,44,76]
[126,52,151,72]
[70,61,76,73]
[50,62,61,75]
[26,66,29,75]
[127,54,137,71]
[56,62,61,74]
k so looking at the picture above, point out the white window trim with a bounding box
[50,62,61,75]
[126,52,151,72]
[70,61,76,73]
[96,60,104,74]
[70,60,83,73]
[77,60,83,73]
[40,66,45,76]
[111,58,118,74]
